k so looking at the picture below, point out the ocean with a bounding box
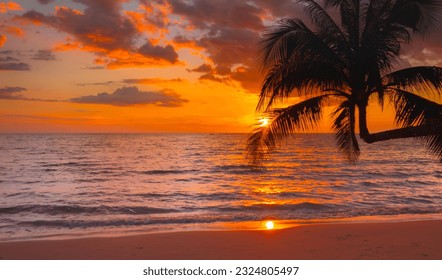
[0,133,441,241]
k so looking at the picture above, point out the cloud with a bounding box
[168,0,265,31]
[0,86,57,102]
[138,41,178,63]
[76,81,116,87]
[83,65,106,70]
[0,34,6,47]
[0,55,17,62]
[187,63,213,73]
[70,86,188,107]
[19,0,180,68]
[166,0,276,92]
[0,86,26,99]
[401,32,442,67]
[122,78,183,84]
[37,0,55,4]
[179,27,263,92]
[0,62,30,71]
[2,114,93,121]
[0,1,22,13]
[0,51,31,70]
[32,49,56,61]
[76,78,182,87]
[20,3,136,51]
[0,25,24,37]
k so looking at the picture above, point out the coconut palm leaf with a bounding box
[259,19,310,71]
[257,17,349,111]
[248,95,331,164]
[390,0,442,35]
[361,22,411,73]
[392,88,442,160]
[420,131,442,162]
[298,0,349,55]
[259,18,347,73]
[331,100,360,161]
[258,57,347,111]
[391,88,441,126]
[385,66,442,94]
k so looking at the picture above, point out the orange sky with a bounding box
[1,0,441,133]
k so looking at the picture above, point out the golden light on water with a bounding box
[265,220,275,230]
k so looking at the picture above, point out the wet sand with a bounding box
[1,220,441,260]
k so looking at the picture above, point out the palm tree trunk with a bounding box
[358,103,441,143]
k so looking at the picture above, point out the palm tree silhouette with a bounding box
[248,0,442,163]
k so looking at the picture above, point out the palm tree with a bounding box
[248,0,442,163]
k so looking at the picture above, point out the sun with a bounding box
[265,220,274,230]
[258,117,270,127]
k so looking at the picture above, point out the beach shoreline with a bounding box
[1,219,441,260]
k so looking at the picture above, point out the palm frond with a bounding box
[247,95,330,164]
[323,0,349,8]
[298,0,349,53]
[367,61,386,107]
[361,23,411,74]
[385,66,442,95]
[360,0,412,74]
[392,88,442,161]
[339,0,360,46]
[420,131,442,162]
[391,0,442,35]
[259,18,310,71]
[258,18,347,72]
[257,57,347,111]
[331,100,360,162]
[391,88,441,127]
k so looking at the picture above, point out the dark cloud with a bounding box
[76,78,182,86]
[83,66,106,70]
[0,51,31,70]
[197,28,260,71]
[186,63,227,83]
[187,63,213,73]
[32,49,56,61]
[70,86,188,107]
[176,27,262,92]
[199,73,224,83]
[0,55,18,62]
[0,86,57,102]
[20,0,180,67]
[168,0,265,31]
[0,62,30,71]
[0,50,17,55]
[21,2,137,51]
[122,78,183,84]
[76,81,116,87]
[2,114,92,121]
[0,86,27,99]
[167,0,283,92]
[138,41,178,63]
[253,0,305,19]
[37,0,55,4]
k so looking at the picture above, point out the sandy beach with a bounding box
[1,220,441,260]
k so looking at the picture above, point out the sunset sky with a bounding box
[1,0,441,133]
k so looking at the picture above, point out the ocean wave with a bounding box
[138,169,200,175]
[17,217,234,228]
[0,204,180,215]
[41,162,100,168]
[212,202,333,212]
[211,164,264,174]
